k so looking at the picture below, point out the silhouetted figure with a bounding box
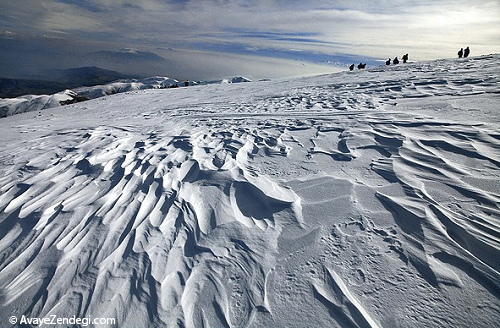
[393,57,399,65]
[357,63,366,69]
[386,58,391,65]
[402,53,409,63]
[349,64,355,71]
[184,81,189,87]
[458,48,463,58]
[464,46,470,58]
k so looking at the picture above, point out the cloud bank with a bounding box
[1,0,499,79]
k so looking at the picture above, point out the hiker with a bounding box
[393,57,399,65]
[458,48,463,58]
[349,64,355,71]
[464,46,470,58]
[386,58,391,65]
[357,63,366,69]
[402,53,409,63]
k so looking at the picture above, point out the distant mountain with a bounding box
[0,76,182,117]
[0,78,68,98]
[193,76,252,86]
[0,75,254,116]
[74,76,181,100]
[222,76,252,84]
[1,67,132,98]
[89,48,166,63]
[0,89,79,117]
[45,66,131,87]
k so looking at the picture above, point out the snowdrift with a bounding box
[0,55,499,328]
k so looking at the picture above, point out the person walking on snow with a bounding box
[458,48,463,58]
[464,46,470,58]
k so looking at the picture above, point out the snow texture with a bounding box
[0,55,499,327]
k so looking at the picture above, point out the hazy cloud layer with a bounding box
[1,0,499,79]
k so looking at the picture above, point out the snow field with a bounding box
[0,55,499,327]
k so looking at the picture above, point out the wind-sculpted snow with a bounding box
[0,125,303,327]
[0,55,500,327]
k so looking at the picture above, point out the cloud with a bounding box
[57,0,106,13]
[40,4,105,33]
[0,0,499,79]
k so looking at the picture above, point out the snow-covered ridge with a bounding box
[0,54,499,328]
[0,89,79,118]
[0,75,251,117]
[73,76,181,101]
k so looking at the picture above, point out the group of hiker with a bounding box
[349,53,409,71]
[349,47,472,71]
[458,47,470,58]
[349,63,366,70]
[386,53,409,65]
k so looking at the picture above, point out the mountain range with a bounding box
[0,66,131,98]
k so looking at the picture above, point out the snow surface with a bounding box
[0,55,499,328]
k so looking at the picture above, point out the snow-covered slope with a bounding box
[0,55,499,328]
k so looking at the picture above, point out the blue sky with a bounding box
[1,0,500,80]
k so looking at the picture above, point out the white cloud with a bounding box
[40,3,105,32]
